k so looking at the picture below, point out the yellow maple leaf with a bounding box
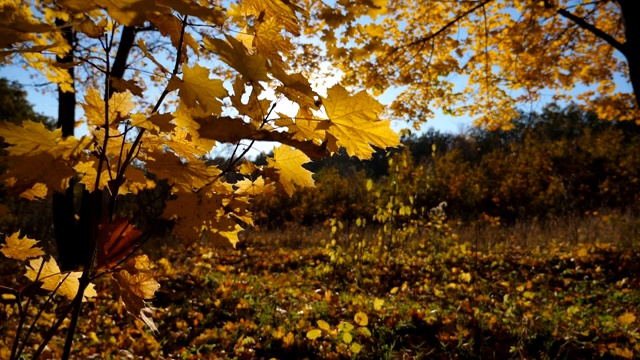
[113,256,160,332]
[130,112,176,133]
[172,104,217,153]
[73,161,111,192]
[25,257,96,301]
[275,108,325,144]
[148,12,199,54]
[235,176,274,196]
[82,88,134,128]
[168,64,227,115]
[19,183,48,200]
[1,232,45,260]
[321,85,399,159]
[204,35,270,83]
[143,149,220,192]
[271,65,319,110]
[60,0,162,26]
[116,269,159,300]
[237,26,254,50]
[230,78,272,124]
[110,77,144,97]
[72,15,108,39]
[254,17,295,66]
[2,153,74,194]
[0,121,59,156]
[242,0,302,36]
[267,145,315,196]
[161,187,243,246]
[207,222,243,249]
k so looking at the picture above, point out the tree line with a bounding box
[251,104,640,229]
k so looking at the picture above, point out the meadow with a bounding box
[2,211,640,359]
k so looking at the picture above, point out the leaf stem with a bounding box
[16,272,71,358]
[10,257,45,359]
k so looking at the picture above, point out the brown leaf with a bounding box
[96,218,142,270]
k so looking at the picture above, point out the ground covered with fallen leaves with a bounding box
[2,234,640,359]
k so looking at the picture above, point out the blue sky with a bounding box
[0,53,633,158]
[0,62,473,132]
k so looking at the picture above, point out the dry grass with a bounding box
[454,210,640,250]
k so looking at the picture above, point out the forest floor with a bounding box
[2,220,640,359]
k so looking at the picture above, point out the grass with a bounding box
[1,212,640,359]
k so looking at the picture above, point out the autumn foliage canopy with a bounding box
[0,0,399,338]
[0,0,638,357]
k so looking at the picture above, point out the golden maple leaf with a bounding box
[167,64,227,115]
[2,153,74,195]
[275,107,325,144]
[0,121,59,156]
[235,176,274,196]
[25,257,97,301]
[130,112,176,134]
[242,0,302,36]
[271,64,319,110]
[19,183,48,200]
[113,255,160,332]
[1,232,45,260]
[254,17,295,67]
[82,87,134,128]
[161,188,244,247]
[204,35,270,83]
[322,85,399,159]
[267,145,314,196]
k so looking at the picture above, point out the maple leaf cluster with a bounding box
[300,0,638,129]
[0,0,400,331]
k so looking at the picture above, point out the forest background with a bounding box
[1,0,640,359]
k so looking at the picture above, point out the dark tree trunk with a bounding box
[52,24,137,270]
[52,19,81,271]
[109,26,136,98]
[616,0,640,105]
[54,19,76,137]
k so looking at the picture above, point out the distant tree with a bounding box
[0,77,53,127]
[303,0,639,129]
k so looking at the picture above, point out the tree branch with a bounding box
[545,0,628,56]
[394,0,493,52]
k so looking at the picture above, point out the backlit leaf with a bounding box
[241,0,302,36]
[1,232,45,260]
[203,35,270,83]
[267,145,315,196]
[235,176,274,196]
[0,121,58,156]
[25,257,96,301]
[19,183,48,200]
[322,85,399,159]
[168,64,227,115]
